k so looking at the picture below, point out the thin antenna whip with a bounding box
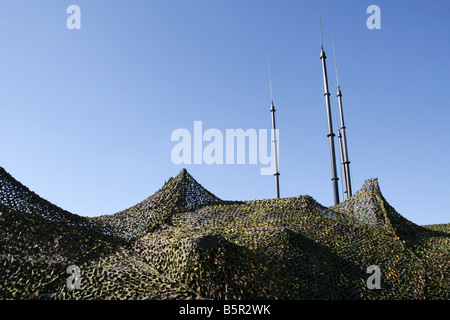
[331,32,340,89]
[318,0,324,48]
[268,51,274,104]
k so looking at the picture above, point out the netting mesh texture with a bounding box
[0,167,448,300]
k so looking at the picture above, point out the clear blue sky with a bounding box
[0,0,449,225]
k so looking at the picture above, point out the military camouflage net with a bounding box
[0,166,448,300]
[93,169,223,239]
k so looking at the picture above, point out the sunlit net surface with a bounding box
[0,167,448,299]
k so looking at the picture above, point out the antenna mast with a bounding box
[337,129,347,197]
[332,33,352,198]
[268,52,280,199]
[318,1,340,205]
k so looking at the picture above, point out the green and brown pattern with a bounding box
[0,167,448,300]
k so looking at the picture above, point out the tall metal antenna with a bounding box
[318,1,340,205]
[331,33,352,198]
[337,129,348,198]
[267,52,280,199]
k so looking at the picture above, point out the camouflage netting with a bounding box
[0,166,448,300]
[93,169,223,239]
